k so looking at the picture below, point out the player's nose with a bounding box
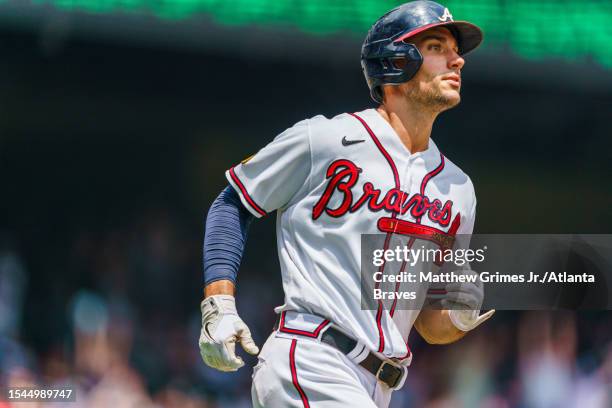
[448,52,465,70]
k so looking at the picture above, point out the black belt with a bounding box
[275,321,405,388]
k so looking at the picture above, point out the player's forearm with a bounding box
[203,185,254,291]
[414,309,466,345]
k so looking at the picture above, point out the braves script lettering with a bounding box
[312,159,454,227]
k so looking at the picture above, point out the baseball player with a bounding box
[200,1,494,407]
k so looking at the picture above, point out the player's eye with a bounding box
[428,43,442,51]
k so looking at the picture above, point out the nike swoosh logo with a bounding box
[342,136,365,146]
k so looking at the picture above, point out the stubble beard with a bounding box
[403,77,460,113]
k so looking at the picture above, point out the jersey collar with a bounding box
[358,108,440,163]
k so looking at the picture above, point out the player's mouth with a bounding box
[441,74,461,88]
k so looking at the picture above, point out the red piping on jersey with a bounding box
[278,311,331,338]
[373,232,392,352]
[389,154,448,359]
[388,237,414,360]
[416,154,445,223]
[349,113,401,188]
[289,339,310,408]
[420,155,446,196]
[350,112,401,355]
[389,154,450,315]
[229,167,267,217]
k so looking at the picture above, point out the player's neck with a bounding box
[376,104,437,154]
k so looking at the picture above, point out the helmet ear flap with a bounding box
[387,39,420,65]
[406,44,422,61]
[363,43,423,104]
[388,43,424,83]
[389,57,407,70]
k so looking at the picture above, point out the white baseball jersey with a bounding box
[226,108,476,360]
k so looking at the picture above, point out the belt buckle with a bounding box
[375,359,407,390]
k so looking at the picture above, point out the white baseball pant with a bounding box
[251,313,397,408]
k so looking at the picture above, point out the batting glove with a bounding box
[441,270,495,332]
[199,295,259,372]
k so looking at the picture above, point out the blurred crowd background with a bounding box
[0,1,611,407]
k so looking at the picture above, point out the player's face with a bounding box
[398,27,465,111]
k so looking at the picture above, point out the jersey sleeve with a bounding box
[225,119,311,218]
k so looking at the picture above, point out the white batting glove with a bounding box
[199,295,259,372]
[442,270,495,332]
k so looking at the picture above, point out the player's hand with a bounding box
[441,269,495,332]
[199,295,259,372]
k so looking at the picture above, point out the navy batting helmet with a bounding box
[361,1,483,103]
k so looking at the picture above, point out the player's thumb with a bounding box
[475,309,495,325]
[235,321,259,355]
